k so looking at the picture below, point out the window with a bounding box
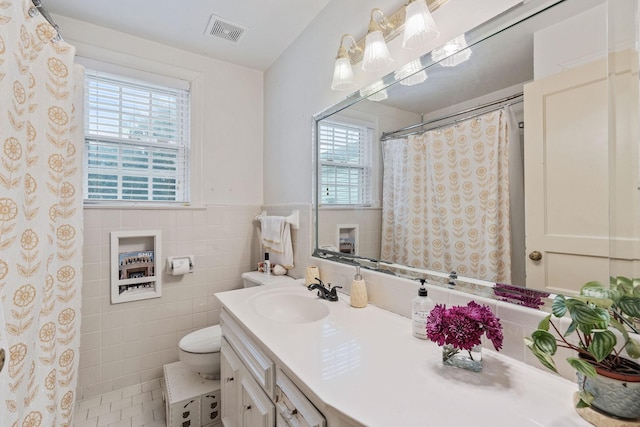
[318,119,372,205]
[83,69,190,203]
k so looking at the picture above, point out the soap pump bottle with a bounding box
[263,253,271,274]
[350,266,368,308]
[412,278,435,340]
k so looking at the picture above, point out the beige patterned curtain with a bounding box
[381,109,512,283]
[0,1,83,426]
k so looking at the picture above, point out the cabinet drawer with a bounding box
[275,369,326,427]
[220,309,275,398]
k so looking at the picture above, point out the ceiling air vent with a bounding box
[204,15,248,43]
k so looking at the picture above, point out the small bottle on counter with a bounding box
[412,278,435,340]
[350,266,368,308]
[263,253,271,274]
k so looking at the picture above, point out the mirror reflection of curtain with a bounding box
[0,1,83,424]
[381,108,515,283]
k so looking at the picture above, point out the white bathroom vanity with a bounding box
[216,280,590,427]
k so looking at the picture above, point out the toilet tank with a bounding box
[242,271,295,288]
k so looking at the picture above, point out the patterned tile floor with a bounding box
[73,380,166,427]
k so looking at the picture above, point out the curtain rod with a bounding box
[31,0,62,41]
[381,92,524,141]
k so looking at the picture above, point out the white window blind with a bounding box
[318,120,372,205]
[83,70,190,203]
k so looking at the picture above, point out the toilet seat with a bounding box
[179,325,221,354]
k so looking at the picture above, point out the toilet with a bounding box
[178,271,295,379]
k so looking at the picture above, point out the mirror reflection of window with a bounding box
[318,120,373,206]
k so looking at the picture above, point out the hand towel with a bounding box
[261,216,285,245]
[261,216,294,269]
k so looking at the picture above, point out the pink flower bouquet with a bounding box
[426,301,503,371]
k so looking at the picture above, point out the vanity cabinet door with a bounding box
[275,369,326,427]
[240,374,275,427]
[221,310,275,397]
[221,339,241,427]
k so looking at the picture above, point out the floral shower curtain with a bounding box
[381,109,512,283]
[0,1,83,426]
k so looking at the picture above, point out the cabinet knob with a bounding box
[0,348,4,373]
[529,251,543,261]
[225,376,234,383]
[244,405,252,412]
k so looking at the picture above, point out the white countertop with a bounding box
[216,281,590,427]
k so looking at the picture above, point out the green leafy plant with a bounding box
[525,277,640,408]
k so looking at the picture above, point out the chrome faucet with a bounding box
[307,278,342,302]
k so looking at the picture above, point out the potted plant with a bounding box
[525,276,640,420]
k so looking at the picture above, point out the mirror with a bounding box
[313,0,640,305]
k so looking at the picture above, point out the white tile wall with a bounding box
[259,204,312,280]
[78,205,263,400]
[317,208,382,261]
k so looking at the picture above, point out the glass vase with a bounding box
[442,343,483,372]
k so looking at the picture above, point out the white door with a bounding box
[524,57,610,294]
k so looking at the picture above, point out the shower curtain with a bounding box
[0,1,83,426]
[381,109,513,283]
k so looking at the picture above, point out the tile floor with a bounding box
[73,379,166,427]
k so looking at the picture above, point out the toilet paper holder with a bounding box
[166,255,194,275]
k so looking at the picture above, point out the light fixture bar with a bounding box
[349,0,449,64]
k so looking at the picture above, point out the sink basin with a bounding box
[250,291,330,323]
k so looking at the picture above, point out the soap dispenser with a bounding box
[263,253,271,274]
[350,266,368,308]
[412,278,435,340]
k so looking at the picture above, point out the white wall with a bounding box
[54,14,264,206]
[534,4,607,79]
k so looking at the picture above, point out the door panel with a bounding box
[524,57,609,294]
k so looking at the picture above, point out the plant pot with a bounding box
[577,358,640,420]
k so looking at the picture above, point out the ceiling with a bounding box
[46,0,331,71]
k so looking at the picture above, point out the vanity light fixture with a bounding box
[395,59,428,86]
[402,0,439,50]
[431,34,472,67]
[362,8,394,72]
[330,0,449,91]
[331,34,361,90]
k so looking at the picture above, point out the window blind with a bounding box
[318,120,372,205]
[83,70,190,203]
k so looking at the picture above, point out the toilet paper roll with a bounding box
[171,258,190,275]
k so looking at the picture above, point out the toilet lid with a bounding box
[179,325,222,354]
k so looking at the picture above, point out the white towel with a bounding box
[261,216,294,269]
[261,216,285,245]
